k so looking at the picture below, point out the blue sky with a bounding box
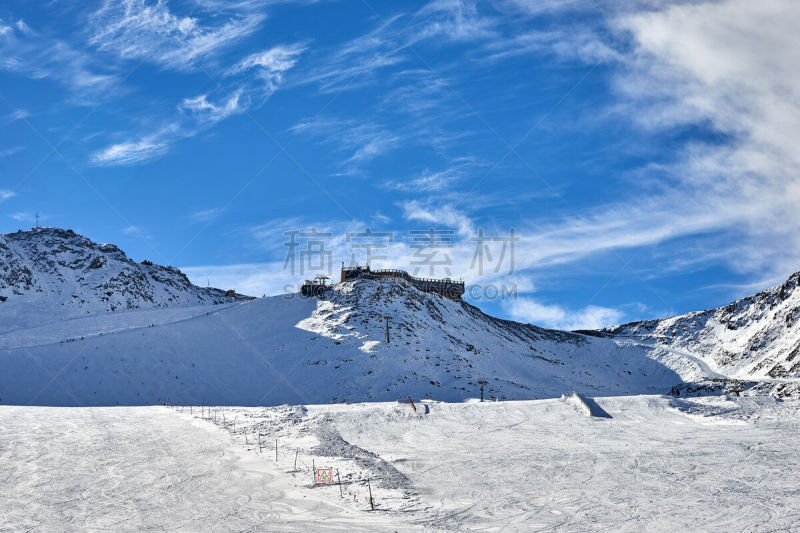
[2,0,799,329]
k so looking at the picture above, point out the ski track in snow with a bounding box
[4,396,800,531]
[0,406,400,532]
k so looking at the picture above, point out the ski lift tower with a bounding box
[315,274,329,300]
[478,379,488,402]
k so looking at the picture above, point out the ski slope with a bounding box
[0,279,681,406]
[2,395,799,531]
[0,406,398,532]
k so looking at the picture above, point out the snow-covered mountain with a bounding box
[0,227,249,333]
[3,227,800,405]
[0,227,682,405]
[587,272,800,396]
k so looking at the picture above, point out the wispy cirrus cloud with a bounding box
[88,0,265,71]
[229,43,307,79]
[179,91,244,124]
[90,41,306,166]
[1,109,29,126]
[290,117,400,171]
[190,0,326,11]
[8,211,35,223]
[188,207,224,223]
[0,18,118,99]
[412,0,800,295]
[302,15,408,93]
[302,0,499,93]
[0,190,16,202]
[91,132,171,166]
[0,146,24,158]
[482,27,620,64]
[385,158,483,192]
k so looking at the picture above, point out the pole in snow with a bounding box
[384,316,390,344]
[478,379,488,402]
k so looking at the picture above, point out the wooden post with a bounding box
[367,478,374,510]
[294,449,298,470]
[245,430,249,445]
[407,396,417,413]
[275,439,278,462]
[337,469,343,497]
[258,433,263,452]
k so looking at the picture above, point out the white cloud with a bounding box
[448,0,800,290]
[291,118,400,169]
[15,19,32,34]
[596,0,800,281]
[303,1,498,92]
[400,199,474,237]
[90,137,169,166]
[189,207,224,223]
[506,297,624,331]
[0,22,117,98]
[0,146,24,158]
[181,261,292,297]
[0,190,16,202]
[371,211,392,224]
[483,28,620,64]
[91,39,305,166]
[88,0,264,70]
[414,0,498,42]
[386,158,481,192]
[122,225,146,236]
[1,109,30,126]
[230,43,307,77]
[190,0,323,10]
[8,211,35,223]
[180,92,244,123]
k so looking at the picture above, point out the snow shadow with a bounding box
[582,396,613,418]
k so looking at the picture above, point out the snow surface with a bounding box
[0,279,680,406]
[0,228,247,334]
[4,227,800,404]
[3,396,800,531]
[3,228,800,530]
[594,271,800,396]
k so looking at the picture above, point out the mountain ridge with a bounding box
[582,271,800,395]
[0,227,250,333]
[2,227,800,404]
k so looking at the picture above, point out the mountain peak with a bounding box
[0,227,250,334]
[600,269,800,383]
